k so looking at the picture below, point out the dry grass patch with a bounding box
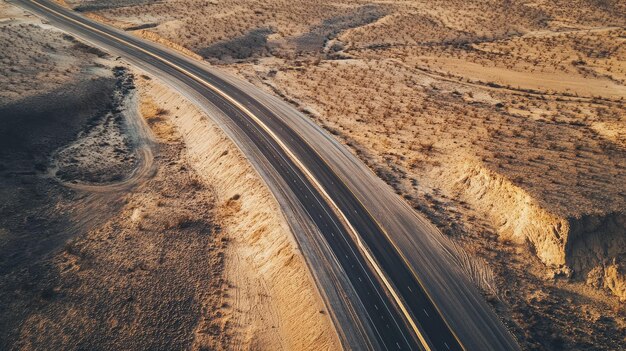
[139,93,177,142]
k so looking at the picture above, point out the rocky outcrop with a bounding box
[587,259,626,302]
[566,212,626,278]
[603,261,626,301]
[446,162,569,269]
[441,161,626,297]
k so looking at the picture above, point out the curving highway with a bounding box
[13,1,521,350]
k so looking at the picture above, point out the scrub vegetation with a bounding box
[72,0,626,349]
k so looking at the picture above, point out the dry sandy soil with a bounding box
[66,0,626,349]
[0,2,338,350]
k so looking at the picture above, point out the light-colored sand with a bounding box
[417,56,626,99]
[0,2,340,348]
[137,76,340,351]
[10,0,626,348]
[0,6,229,349]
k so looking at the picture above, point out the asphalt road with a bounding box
[13,1,521,350]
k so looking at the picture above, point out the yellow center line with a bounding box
[26,1,469,349]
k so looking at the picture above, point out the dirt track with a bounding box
[0,3,339,348]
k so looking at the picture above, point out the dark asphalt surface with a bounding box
[14,1,520,350]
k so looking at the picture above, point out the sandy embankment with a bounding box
[55,0,626,348]
[0,1,339,347]
[137,76,341,350]
[432,161,626,281]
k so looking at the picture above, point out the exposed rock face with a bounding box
[603,261,626,301]
[447,162,568,268]
[587,259,626,301]
[444,161,626,297]
[566,213,626,277]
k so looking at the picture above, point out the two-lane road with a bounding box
[14,1,520,350]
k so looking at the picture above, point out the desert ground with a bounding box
[0,2,339,350]
[52,0,626,349]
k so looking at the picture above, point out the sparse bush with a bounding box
[155,107,169,116]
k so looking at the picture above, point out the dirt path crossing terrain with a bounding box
[58,0,626,349]
[0,2,338,350]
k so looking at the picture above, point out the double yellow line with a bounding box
[26,1,467,349]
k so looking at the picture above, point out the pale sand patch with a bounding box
[0,0,27,18]
[136,76,340,351]
[592,121,626,148]
[419,56,626,99]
